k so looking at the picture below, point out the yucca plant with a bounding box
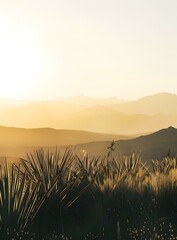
[20,148,76,192]
[20,148,83,209]
[0,162,36,231]
[0,161,47,239]
[0,150,75,239]
[19,148,82,237]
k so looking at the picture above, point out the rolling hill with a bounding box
[0,125,131,147]
[0,126,130,162]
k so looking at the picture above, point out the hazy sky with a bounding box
[0,0,177,100]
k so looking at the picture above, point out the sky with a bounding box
[0,0,177,100]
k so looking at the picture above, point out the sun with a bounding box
[0,17,42,99]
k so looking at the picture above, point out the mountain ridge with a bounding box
[0,92,177,134]
[75,126,177,161]
[0,125,131,147]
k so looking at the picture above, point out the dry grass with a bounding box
[1,148,177,239]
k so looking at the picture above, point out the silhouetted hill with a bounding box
[0,126,176,164]
[0,125,130,147]
[0,126,131,162]
[76,127,177,161]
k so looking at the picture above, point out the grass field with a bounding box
[1,146,177,240]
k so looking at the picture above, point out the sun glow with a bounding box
[0,17,42,99]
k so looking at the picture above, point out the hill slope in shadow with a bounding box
[75,126,177,162]
[0,126,130,162]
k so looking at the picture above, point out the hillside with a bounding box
[0,125,130,147]
[0,126,177,163]
[0,126,131,162]
[75,126,177,161]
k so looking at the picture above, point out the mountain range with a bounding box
[0,92,177,134]
[0,125,176,164]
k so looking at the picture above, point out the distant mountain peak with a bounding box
[149,126,177,139]
[161,126,177,132]
[167,126,176,130]
[138,92,177,101]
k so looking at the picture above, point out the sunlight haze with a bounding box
[0,0,177,100]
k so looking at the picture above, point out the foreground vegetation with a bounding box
[1,147,177,239]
